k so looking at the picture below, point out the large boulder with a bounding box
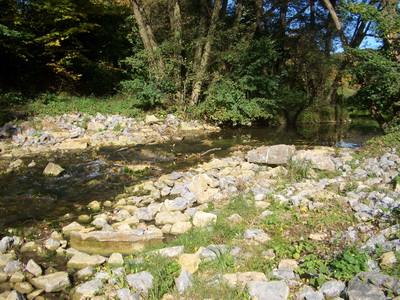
[70,229,163,256]
[246,145,295,165]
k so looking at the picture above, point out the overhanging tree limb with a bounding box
[320,0,348,47]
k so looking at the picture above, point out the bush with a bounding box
[193,79,275,126]
[119,78,167,110]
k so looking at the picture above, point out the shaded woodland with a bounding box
[0,0,399,130]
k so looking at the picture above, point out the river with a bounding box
[0,121,381,232]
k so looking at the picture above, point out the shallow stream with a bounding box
[0,121,381,232]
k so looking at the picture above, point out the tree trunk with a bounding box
[190,0,222,106]
[368,100,389,132]
[129,0,165,78]
[168,0,184,101]
[193,0,209,74]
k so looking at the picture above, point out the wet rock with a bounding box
[30,271,70,292]
[87,201,101,212]
[43,162,65,176]
[0,237,13,254]
[176,269,192,293]
[70,229,163,255]
[246,145,295,165]
[71,278,103,300]
[67,253,106,269]
[8,159,23,170]
[192,211,217,227]
[126,271,153,295]
[248,281,290,300]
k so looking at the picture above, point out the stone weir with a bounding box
[0,113,220,159]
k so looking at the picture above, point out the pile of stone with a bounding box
[0,113,219,158]
[0,144,399,299]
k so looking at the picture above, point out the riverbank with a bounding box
[0,131,399,299]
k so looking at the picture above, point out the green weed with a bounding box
[125,254,181,299]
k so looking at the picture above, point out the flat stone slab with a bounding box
[70,230,163,256]
[246,145,295,165]
[30,271,70,292]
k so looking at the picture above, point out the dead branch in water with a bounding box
[200,148,221,156]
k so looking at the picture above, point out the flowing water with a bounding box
[0,121,381,232]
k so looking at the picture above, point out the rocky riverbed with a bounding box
[0,113,219,160]
[0,114,399,299]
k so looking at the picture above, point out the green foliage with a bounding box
[170,227,214,253]
[296,248,368,288]
[296,254,331,287]
[126,254,181,299]
[382,252,400,278]
[285,159,311,182]
[119,78,167,110]
[193,79,275,126]
[348,49,400,131]
[26,93,140,117]
[0,0,131,94]
[184,278,250,299]
[200,250,237,274]
[364,131,400,156]
[330,249,368,281]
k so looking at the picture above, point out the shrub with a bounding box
[193,79,275,126]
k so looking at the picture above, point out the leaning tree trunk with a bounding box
[129,0,165,78]
[168,0,184,101]
[190,0,222,106]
